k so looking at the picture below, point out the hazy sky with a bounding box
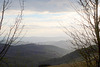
[1,0,80,37]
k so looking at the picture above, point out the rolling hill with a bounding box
[39,49,81,66]
[40,45,97,67]
[0,43,69,67]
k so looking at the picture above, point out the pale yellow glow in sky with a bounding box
[1,10,81,37]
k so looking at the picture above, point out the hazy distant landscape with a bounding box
[21,37,68,43]
[19,37,73,49]
[0,42,70,67]
[0,36,76,67]
[0,0,99,67]
[0,36,75,67]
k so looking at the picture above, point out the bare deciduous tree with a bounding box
[0,0,24,63]
[63,0,100,67]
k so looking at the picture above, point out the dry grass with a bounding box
[48,61,97,67]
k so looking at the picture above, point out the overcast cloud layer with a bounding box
[0,0,81,38]
[8,0,79,12]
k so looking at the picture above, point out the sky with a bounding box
[1,0,81,38]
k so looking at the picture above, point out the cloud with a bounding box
[24,27,66,37]
[0,0,82,37]
[0,0,79,12]
[24,0,78,12]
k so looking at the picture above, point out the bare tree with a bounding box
[63,0,100,67]
[0,0,24,63]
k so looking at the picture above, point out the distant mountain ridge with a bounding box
[21,37,67,42]
[39,49,81,66]
[37,40,74,51]
[0,43,69,67]
[40,45,97,66]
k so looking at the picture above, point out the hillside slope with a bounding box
[0,43,68,67]
[39,50,81,66]
[40,45,97,67]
